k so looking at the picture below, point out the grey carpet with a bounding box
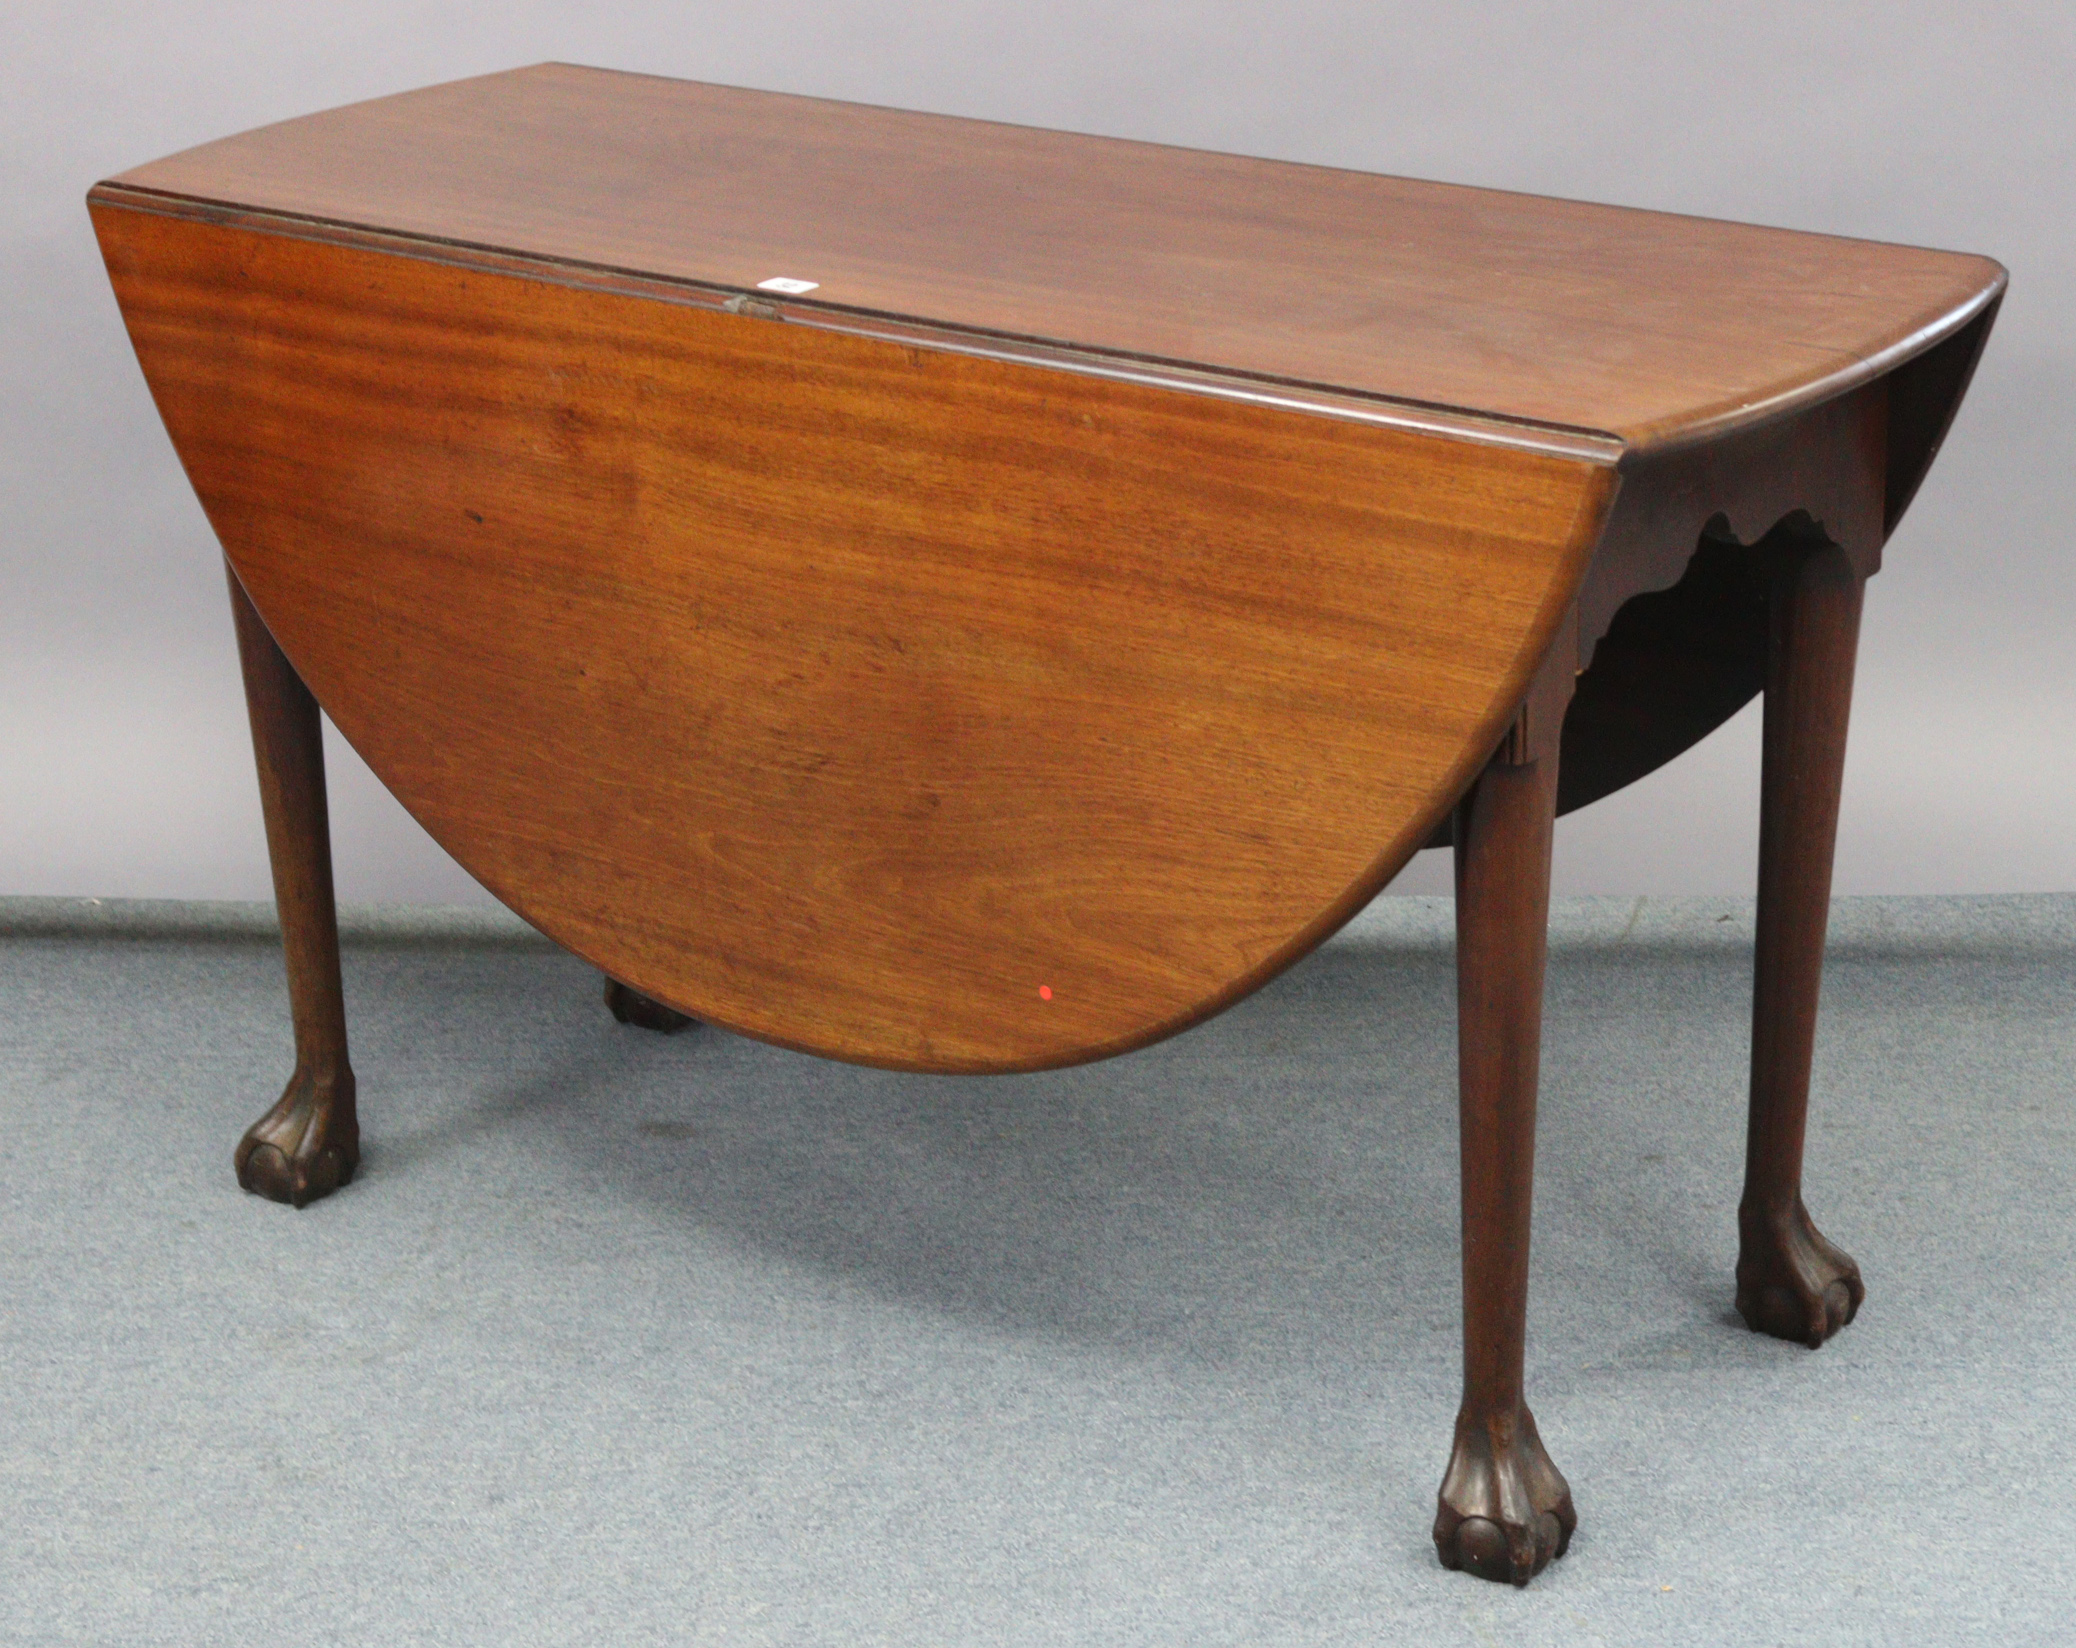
[3,894,2072,1646]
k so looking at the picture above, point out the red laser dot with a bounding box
[1038,985,1053,1001]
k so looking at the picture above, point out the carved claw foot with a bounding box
[1737,1196,1864,1347]
[1434,1404,1576,1586]
[234,1061,359,1208]
[604,976,696,1034]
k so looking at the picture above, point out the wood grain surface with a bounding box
[100,63,2004,454]
[95,202,1614,1071]
[88,74,2010,1584]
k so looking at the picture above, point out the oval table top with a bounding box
[90,69,2003,1072]
[101,62,2003,458]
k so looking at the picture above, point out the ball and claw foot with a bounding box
[1434,1405,1576,1586]
[234,1062,359,1209]
[604,976,696,1034]
[1737,1196,1864,1348]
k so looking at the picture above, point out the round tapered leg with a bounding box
[1741,543,1866,1347]
[1439,651,1575,1586]
[228,563,360,1208]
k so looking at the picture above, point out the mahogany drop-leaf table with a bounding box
[89,65,2003,1586]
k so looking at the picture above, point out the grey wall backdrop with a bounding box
[5,2,2071,905]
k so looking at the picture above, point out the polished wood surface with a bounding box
[93,201,1611,1072]
[226,566,357,1207]
[101,63,2001,454]
[1435,645,1576,1587]
[1738,541,1869,1346]
[88,68,2006,1586]
[1423,380,1894,849]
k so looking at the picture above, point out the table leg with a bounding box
[1434,658,1575,1586]
[603,976,696,1033]
[226,563,359,1207]
[1736,542,1866,1346]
